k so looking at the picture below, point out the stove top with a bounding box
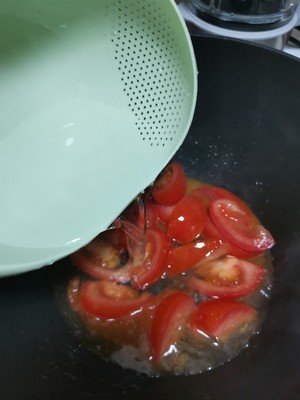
[178,2,300,59]
[286,27,300,57]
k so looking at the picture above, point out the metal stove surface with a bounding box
[286,27,300,57]
[177,1,300,59]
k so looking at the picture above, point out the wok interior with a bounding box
[0,36,300,399]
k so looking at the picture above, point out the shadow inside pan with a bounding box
[0,36,300,400]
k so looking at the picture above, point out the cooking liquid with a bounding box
[55,178,273,376]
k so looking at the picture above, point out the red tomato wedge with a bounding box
[209,199,275,253]
[167,195,207,243]
[151,162,186,206]
[70,249,134,283]
[80,280,153,320]
[131,228,170,290]
[193,185,246,207]
[192,185,264,258]
[155,203,176,224]
[188,256,266,299]
[70,229,132,283]
[203,214,261,259]
[149,292,194,363]
[71,224,170,290]
[189,299,257,342]
[167,239,223,278]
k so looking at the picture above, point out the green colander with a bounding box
[0,0,197,276]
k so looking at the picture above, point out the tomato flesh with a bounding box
[167,195,207,243]
[131,228,170,290]
[155,203,176,224]
[80,280,153,319]
[149,291,194,363]
[193,185,249,209]
[70,229,132,283]
[188,256,266,299]
[70,249,134,283]
[209,199,275,253]
[167,238,223,278]
[193,186,264,258]
[151,162,186,206]
[203,214,261,259]
[189,299,257,341]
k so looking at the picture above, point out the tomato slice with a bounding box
[155,203,176,224]
[189,299,257,342]
[70,229,132,283]
[71,220,169,289]
[131,228,170,290]
[167,195,207,243]
[209,199,275,253]
[151,162,186,206]
[193,185,247,207]
[192,185,263,258]
[80,280,153,319]
[166,238,223,278]
[188,256,266,299]
[149,291,194,363]
[71,250,134,283]
[203,214,261,259]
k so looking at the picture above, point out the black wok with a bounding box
[1,36,300,400]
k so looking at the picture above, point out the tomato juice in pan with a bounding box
[55,163,274,376]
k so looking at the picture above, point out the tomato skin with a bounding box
[155,203,176,224]
[189,299,257,341]
[70,249,133,283]
[70,229,132,283]
[193,185,248,208]
[203,214,261,259]
[167,195,207,243]
[209,199,275,253]
[151,162,186,206]
[131,228,170,290]
[149,291,195,363]
[167,239,223,278]
[71,226,170,289]
[188,256,266,299]
[80,280,153,319]
[193,185,269,258]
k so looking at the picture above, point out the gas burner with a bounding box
[178,2,300,58]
